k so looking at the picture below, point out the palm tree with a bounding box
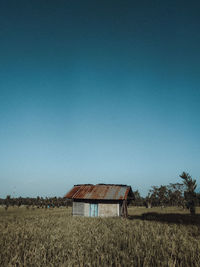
[180,172,197,214]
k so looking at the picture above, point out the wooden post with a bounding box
[122,200,128,218]
[125,200,128,218]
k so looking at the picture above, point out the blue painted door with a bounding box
[90,204,98,217]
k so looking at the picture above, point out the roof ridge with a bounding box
[73,184,129,187]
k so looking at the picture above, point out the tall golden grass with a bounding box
[0,206,200,266]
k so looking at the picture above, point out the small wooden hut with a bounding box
[64,184,134,217]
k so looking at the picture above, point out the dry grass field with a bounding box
[0,206,200,266]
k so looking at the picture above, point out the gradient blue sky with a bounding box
[0,0,200,197]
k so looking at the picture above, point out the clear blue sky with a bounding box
[0,0,200,198]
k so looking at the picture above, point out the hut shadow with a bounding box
[128,212,200,226]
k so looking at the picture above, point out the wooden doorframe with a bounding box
[122,200,128,218]
[90,203,98,217]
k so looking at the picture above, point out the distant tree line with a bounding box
[0,196,72,210]
[132,183,186,208]
[131,172,200,214]
[1,171,199,214]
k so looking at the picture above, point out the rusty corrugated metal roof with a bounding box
[64,184,133,200]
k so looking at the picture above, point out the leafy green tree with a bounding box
[148,186,169,207]
[167,183,184,207]
[132,190,144,206]
[145,194,152,208]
